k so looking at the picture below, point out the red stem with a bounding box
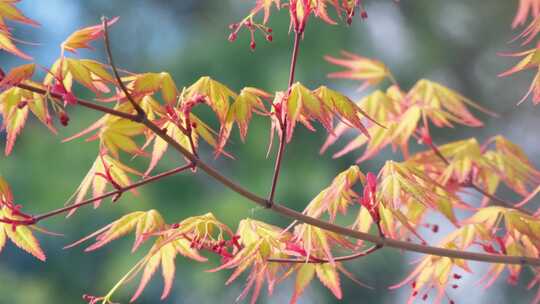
[267,31,302,206]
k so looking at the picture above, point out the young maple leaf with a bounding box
[407,79,495,128]
[321,87,414,162]
[303,165,365,221]
[129,72,178,104]
[0,63,35,88]
[69,210,165,252]
[278,82,372,143]
[0,0,39,60]
[499,48,540,104]
[218,87,270,152]
[483,136,540,198]
[0,177,45,261]
[129,235,207,302]
[0,207,46,261]
[183,76,237,125]
[325,51,393,90]
[290,262,350,303]
[0,84,56,155]
[66,153,141,212]
[44,58,114,96]
[61,16,119,53]
[64,102,146,158]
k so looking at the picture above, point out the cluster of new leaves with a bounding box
[322,52,495,163]
[318,49,540,303]
[71,166,384,304]
[500,0,540,104]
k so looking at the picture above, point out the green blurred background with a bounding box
[1,0,539,303]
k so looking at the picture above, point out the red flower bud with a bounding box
[59,112,70,126]
[360,10,368,19]
[17,100,28,109]
[228,32,237,42]
[250,41,256,50]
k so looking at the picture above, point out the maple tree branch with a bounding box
[15,83,540,267]
[267,31,302,207]
[267,244,382,264]
[101,16,146,121]
[0,164,195,225]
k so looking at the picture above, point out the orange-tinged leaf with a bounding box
[132,73,163,96]
[184,76,237,124]
[325,51,392,90]
[65,58,98,92]
[69,153,141,210]
[0,1,39,26]
[0,63,35,87]
[131,244,162,302]
[0,175,13,203]
[159,241,177,300]
[84,211,145,251]
[315,263,342,299]
[290,264,316,304]
[0,87,29,155]
[0,30,31,60]
[220,87,269,147]
[159,72,178,104]
[407,79,495,127]
[303,165,364,220]
[61,16,119,53]
[78,59,114,83]
[4,219,46,261]
[314,86,373,137]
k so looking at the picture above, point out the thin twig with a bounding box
[268,245,381,264]
[101,16,146,121]
[0,164,194,225]
[267,31,302,207]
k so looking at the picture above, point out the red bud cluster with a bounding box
[227,17,273,50]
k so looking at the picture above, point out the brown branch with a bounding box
[13,82,540,267]
[101,16,146,121]
[267,31,302,207]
